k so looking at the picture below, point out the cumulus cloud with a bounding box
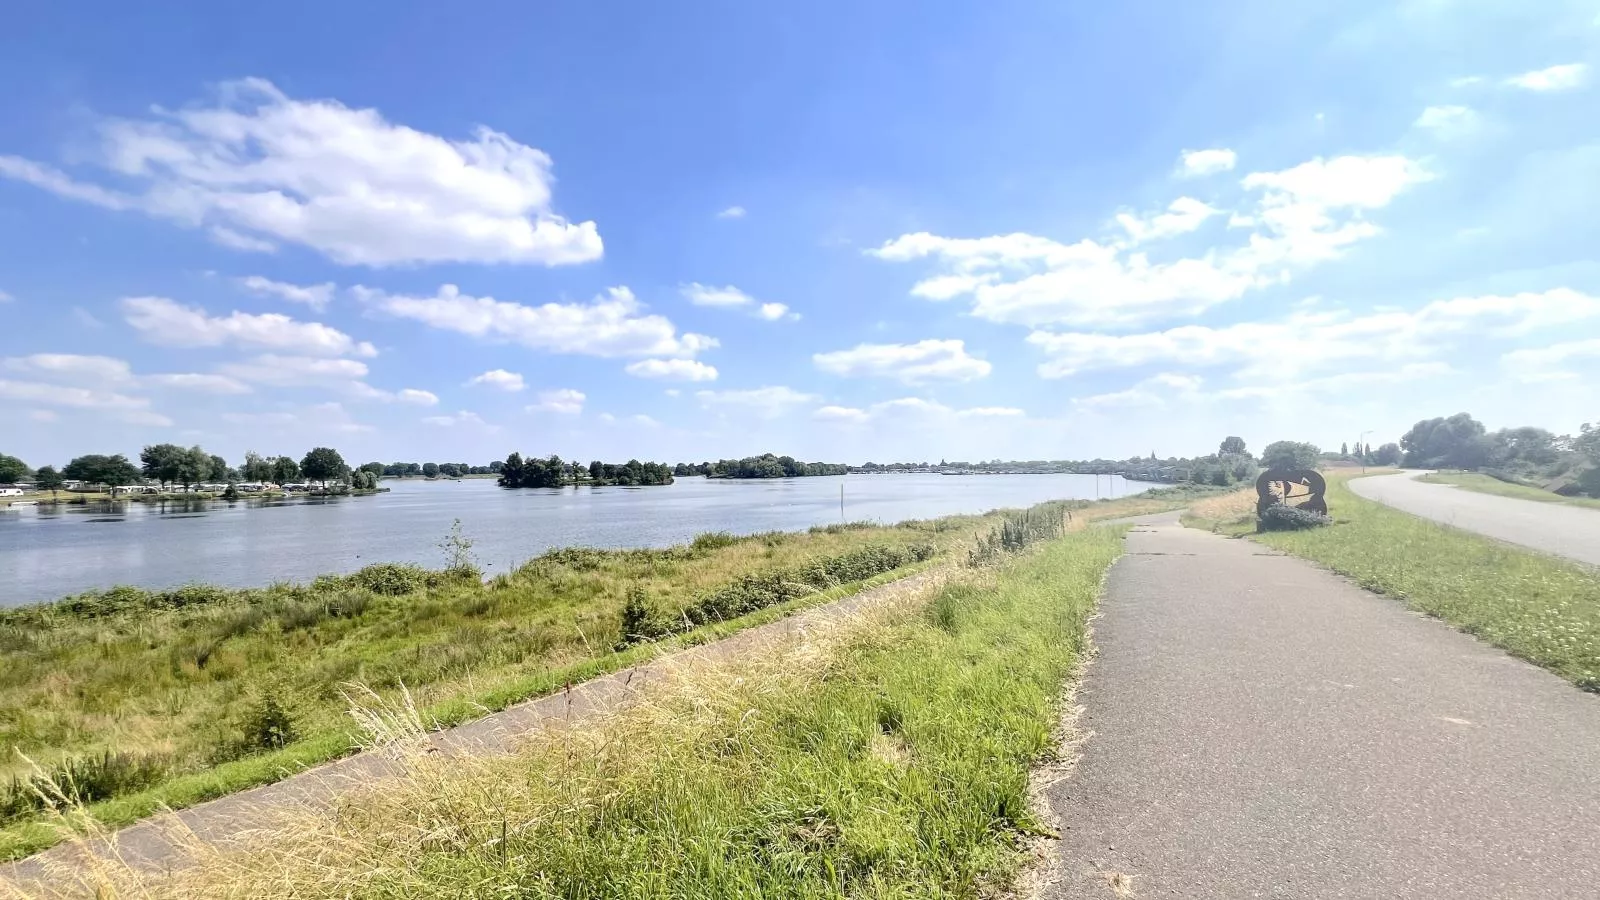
[122,296,376,357]
[397,388,440,406]
[142,373,252,394]
[679,283,798,322]
[0,379,171,425]
[466,369,526,391]
[1178,148,1237,177]
[422,410,494,430]
[359,285,716,358]
[0,78,601,267]
[1028,288,1600,379]
[238,275,335,311]
[869,153,1430,328]
[1115,197,1220,244]
[1505,63,1587,91]
[624,359,719,381]
[526,388,585,414]
[695,386,820,418]
[716,206,747,219]
[4,353,251,395]
[1500,338,1600,382]
[812,339,991,384]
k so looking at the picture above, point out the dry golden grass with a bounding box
[1182,487,1257,532]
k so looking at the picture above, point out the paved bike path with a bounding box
[1043,514,1600,899]
[1351,471,1600,567]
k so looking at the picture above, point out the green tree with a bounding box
[241,451,274,483]
[301,447,348,486]
[1400,413,1488,468]
[63,454,140,491]
[1373,443,1402,466]
[270,456,301,484]
[0,454,29,483]
[1339,442,1349,458]
[438,463,461,478]
[140,443,186,489]
[422,462,440,478]
[173,445,213,490]
[1219,436,1247,456]
[209,454,229,483]
[34,465,63,498]
[360,461,385,478]
[1260,441,1321,471]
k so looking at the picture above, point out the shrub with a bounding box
[1,751,171,823]
[967,504,1069,566]
[690,531,742,552]
[1257,505,1333,532]
[238,694,299,752]
[347,562,431,596]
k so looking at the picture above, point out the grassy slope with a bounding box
[44,526,1125,899]
[1419,471,1600,510]
[1200,473,1600,691]
[1,489,1197,860]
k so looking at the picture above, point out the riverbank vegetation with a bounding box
[21,515,1124,898]
[1,445,374,503]
[496,453,674,488]
[675,454,850,478]
[1395,412,1600,499]
[0,488,1202,859]
[1189,472,1600,692]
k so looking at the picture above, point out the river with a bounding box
[0,473,1148,607]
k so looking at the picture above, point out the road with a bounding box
[1042,513,1600,899]
[1350,471,1600,567]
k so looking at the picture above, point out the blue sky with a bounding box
[3,0,1598,467]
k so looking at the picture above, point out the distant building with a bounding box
[0,485,25,497]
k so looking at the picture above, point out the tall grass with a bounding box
[16,525,1124,899]
[1251,474,1600,691]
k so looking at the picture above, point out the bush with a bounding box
[1258,505,1332,532]
[238,694,299,752]
[690,531,742,552]
[347,562,431,596]
[2,751,171,823]
[967,504,1069,566]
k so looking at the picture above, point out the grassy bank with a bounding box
[1205,473,1600,691]
[0,488,1195,860]
[1418,471,1600,510]
[26,518,1123,898]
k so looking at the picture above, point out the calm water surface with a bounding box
[0,474,1147,607]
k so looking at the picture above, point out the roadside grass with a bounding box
[1418,471,1600,510]
[20,524,1124,899]
[0,488,1195,860]
[1179,487,1257,534]
[1245,473,1600,692]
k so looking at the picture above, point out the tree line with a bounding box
[497,453,675,488]
[1397,412,1600,496]
[673,454,851,479]
[1,445,371,495]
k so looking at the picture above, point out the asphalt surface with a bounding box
[0,568,948,894]
[1044,514,1600,899]
[1351,471,1600,567]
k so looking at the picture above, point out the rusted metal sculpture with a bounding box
[1255,468,1328,517]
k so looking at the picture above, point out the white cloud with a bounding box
[624,358,719,381]
[422,410,492,429]
[0,78,601,267]
[4,353,133,383]
[1216,363,1456,399]
[1505,63,1588,91]
[466,369,526,391]
[1500,338,1600,382]
[218,354,369,387]
[122,296,376,358]
[238,275,335,311]
[1073,373,1205,411]
[1116,197,1220,244]
[870,154,1428,328]
[631,414,661,427]
[397,388,440,406]
[143,373,252,395]
[210,227,278,253]
[0,290,13,303]
[1029,288,1600,378]
[1178,148,1237,177]
[757,302,798,321]
[813,339,992,384]
[29,410,58,422]
[716,206,747,219]
[813,397,1026,424]
[696,386,820,418]
[1412,104,1480,138]
[359,284,716,358]
[0,378,170,425]
[1450,75,1486,87]
[526,388,585,414]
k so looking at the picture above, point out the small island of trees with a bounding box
[674,454,851,479]
[497,453,674,488]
